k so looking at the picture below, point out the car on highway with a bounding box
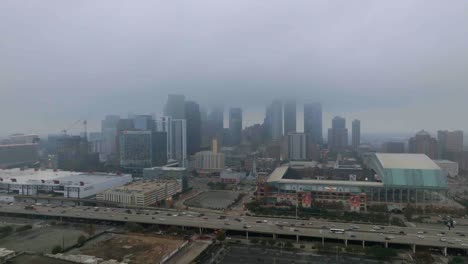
[418,235,425,239]
[417,231,424,234]
[399,231,406,235]
[243,225,251,229]
[349,234,356,238]
[440,238,447,242]
[370,229,376,232]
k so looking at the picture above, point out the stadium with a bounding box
[265,153,449,211]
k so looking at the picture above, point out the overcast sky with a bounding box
[1,0,467,136]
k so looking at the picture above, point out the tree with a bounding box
[77,235,86,246]
[250,238,259,244]
[52,245,63,254]
[216,230,226,241]
[449,256,464,264]
[414,252,434,264]
[365,246,397,261]
[124,222,144,233]
[268,240,276,246]
[284,241,294,249]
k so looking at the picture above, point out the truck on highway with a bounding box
[24,205,35,210]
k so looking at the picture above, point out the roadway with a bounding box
[1,202,468,254]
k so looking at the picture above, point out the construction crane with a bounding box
[61,119,87,138]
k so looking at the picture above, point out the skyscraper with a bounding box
[284,100,296,135]
[287,133,307,161]
[352,119,361,150]
[229,108,242,145]
[266,100,283,141]
[164,94,185,119]
[156,116,173,161]
[437,130,463,158]
[101,115,120,161]
[151,131,167,166]
[185,101,201,155]
[408,130,438,159]
[327,116,348,151]
[172,119,187,167]
[304,103,322,145]
[119,131,152,169]
[133,115,155,131]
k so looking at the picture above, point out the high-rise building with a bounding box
[304,103,322,145]
[164,94,185,119]
[185,101,201,155]
[156,116,173,161]
[56,136,98,171]
[229,108,242,145]
[171,119,187,167]
[327,116,348,151]
[119,131,152,169]
[437,130,463,158]
[151,131,168,166]
[287,133,307,161]
[408,130,438,159]
[101,115,120,161]
[133,115,155,131]
[352,119,361,150]
[266,100,283,141]
[382,142,405,153]
[156,117,187,167]
[284,100,296,135]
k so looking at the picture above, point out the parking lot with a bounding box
[184,191,240,210]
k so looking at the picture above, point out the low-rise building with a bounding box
[142,166,188,191]
[0,169,132,198]
[220,169,246,184]
[191,151,225,175]
[96,180,182,207]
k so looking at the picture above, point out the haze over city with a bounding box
[1,0,468,136]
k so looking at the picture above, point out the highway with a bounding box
[1,202,468,254]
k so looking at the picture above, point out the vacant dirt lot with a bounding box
[75,233,184,263]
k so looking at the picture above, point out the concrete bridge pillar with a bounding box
[344,239,348,247]
[322,237,325,246]
[296,235,299,243]
[362,241,365,248]
[385,241,388,248]
[412,244,416,254]
[199,227,202,234]
[273,234,277,239]
[443,247,447,257]
[246,231,249,240]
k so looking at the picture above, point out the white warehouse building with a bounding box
[0,169,132,198]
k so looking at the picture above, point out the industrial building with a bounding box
[264,153,449,211]
[0,169,132,198]
[96,180,182,207]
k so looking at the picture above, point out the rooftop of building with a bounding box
[143,166,186,171]
[104,180,179,194]
[433,159,458,164]
[0,168,130,186]
[375,153,441,170]
[368,153,447,189]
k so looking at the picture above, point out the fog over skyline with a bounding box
[1,1,467,137]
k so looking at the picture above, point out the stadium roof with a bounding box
[375,153,441,170]
[368,153,447,189]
